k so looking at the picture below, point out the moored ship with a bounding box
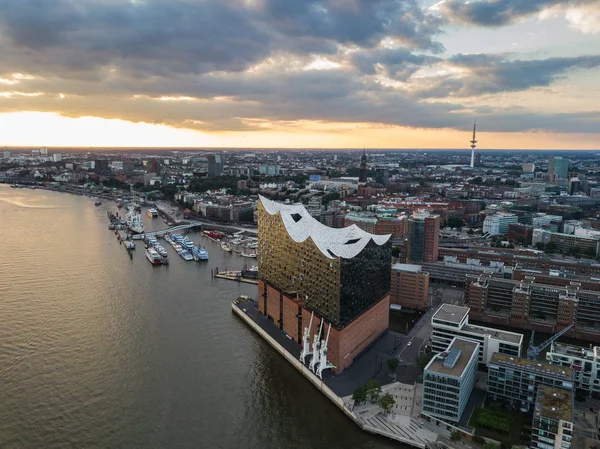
[146,248,163,265]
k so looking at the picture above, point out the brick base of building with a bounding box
[258,280,390,374]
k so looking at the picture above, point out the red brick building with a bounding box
[390,263,430,311]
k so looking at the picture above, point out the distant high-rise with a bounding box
[207,154,223,177]
[548,157,568,182]
[407,210,440,263]
[148,158,158,174]
[94,159,109,175]
[358,151,367,183]
[52,153,62,163]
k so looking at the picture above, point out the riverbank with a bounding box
[232,297,441,448]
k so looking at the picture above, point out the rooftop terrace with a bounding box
[491,353,573,379]
[534,385,573,422]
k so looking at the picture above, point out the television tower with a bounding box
[470,121,477,168]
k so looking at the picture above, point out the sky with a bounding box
[0,0,599,149]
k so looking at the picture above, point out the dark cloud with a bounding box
[438,0,598,27]
[350,48,440,80]
[0,0,598,137]
[414,54,600,98]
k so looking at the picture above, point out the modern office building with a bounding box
[464,272,600,341]
[430,304,523,366]
[487,354,574,412]
[548,157,569,182]
[422,337,479,424]
[257,195,392,373]
[52,153,62,163]
[546,342,600,396]
[207,154,223,177]
[390,263,430,311]
[531,386,574,449]
[407,210,440,263]
[94,159,109,175]
[483,213,518,236]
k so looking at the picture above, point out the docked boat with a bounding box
[192,246,209,261]
[147,208,159,218]
[241,250,257,258]
[174,244,183,252]
[242,265,258,279]
[146,248,163,265]
[221,242,232,252]
[182,238,194,251]
[203,230,225,241]
[154,244,168,257]
[179,249,194,261]
[125,241,135,250]
[94,199,102,206]
[164,234,173,244]
[126,206,145,235]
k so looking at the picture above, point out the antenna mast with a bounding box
[470,121,477,168]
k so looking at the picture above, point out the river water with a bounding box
[0,185,396,449]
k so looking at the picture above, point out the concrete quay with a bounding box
[232,297,443,448]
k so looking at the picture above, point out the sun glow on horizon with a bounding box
[0,111,599,150]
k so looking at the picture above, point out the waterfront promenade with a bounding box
[232,297,444,448]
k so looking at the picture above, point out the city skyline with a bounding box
[0,0,599,148]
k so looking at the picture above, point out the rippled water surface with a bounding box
[0,186,396,449]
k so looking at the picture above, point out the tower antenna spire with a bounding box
[470,121,477,168]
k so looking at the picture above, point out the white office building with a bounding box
[52,153,62,162]
[431,304,523,366]
[546,342,600,396]
[422,337,479,424]
[483,213,518,236]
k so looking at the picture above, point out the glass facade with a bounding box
[257,200,391,327]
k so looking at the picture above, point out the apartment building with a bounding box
[531,386,574,449]
[430,304,523,366]
[487,354,574,412]
[422,338,479,424]
[546,342,600,396]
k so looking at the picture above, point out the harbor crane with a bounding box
[526,324,574,360]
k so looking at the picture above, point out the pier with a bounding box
[212,267,258,285]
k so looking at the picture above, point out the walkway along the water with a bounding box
[231,297,442,448]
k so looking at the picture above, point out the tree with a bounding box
[446,216,465,229]
[473,434,486,445]
[352,385,368,409]
[387,358,399,377]
[322,191,340,205]
[378,393,396,414]
[535,242,545,251]
[451,431,462,442]
[545,241,557,254]
[417,351,435,371]
[366,379,381,404]
[484,442,500,449]
[467,228,475,235]
[585,247,597,258]
[391,247,401,258]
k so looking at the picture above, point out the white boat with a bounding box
[146,248,163,265]
[125,241,136,250]
[192,246,209,261]
[155,245,168,257]
[221,242,232,252]
[126,206,145,235]
[174,244,183,252]
[164,234,173,244]
[241,252,257,258]
[179,249,194,261]
[146,208,159,218]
